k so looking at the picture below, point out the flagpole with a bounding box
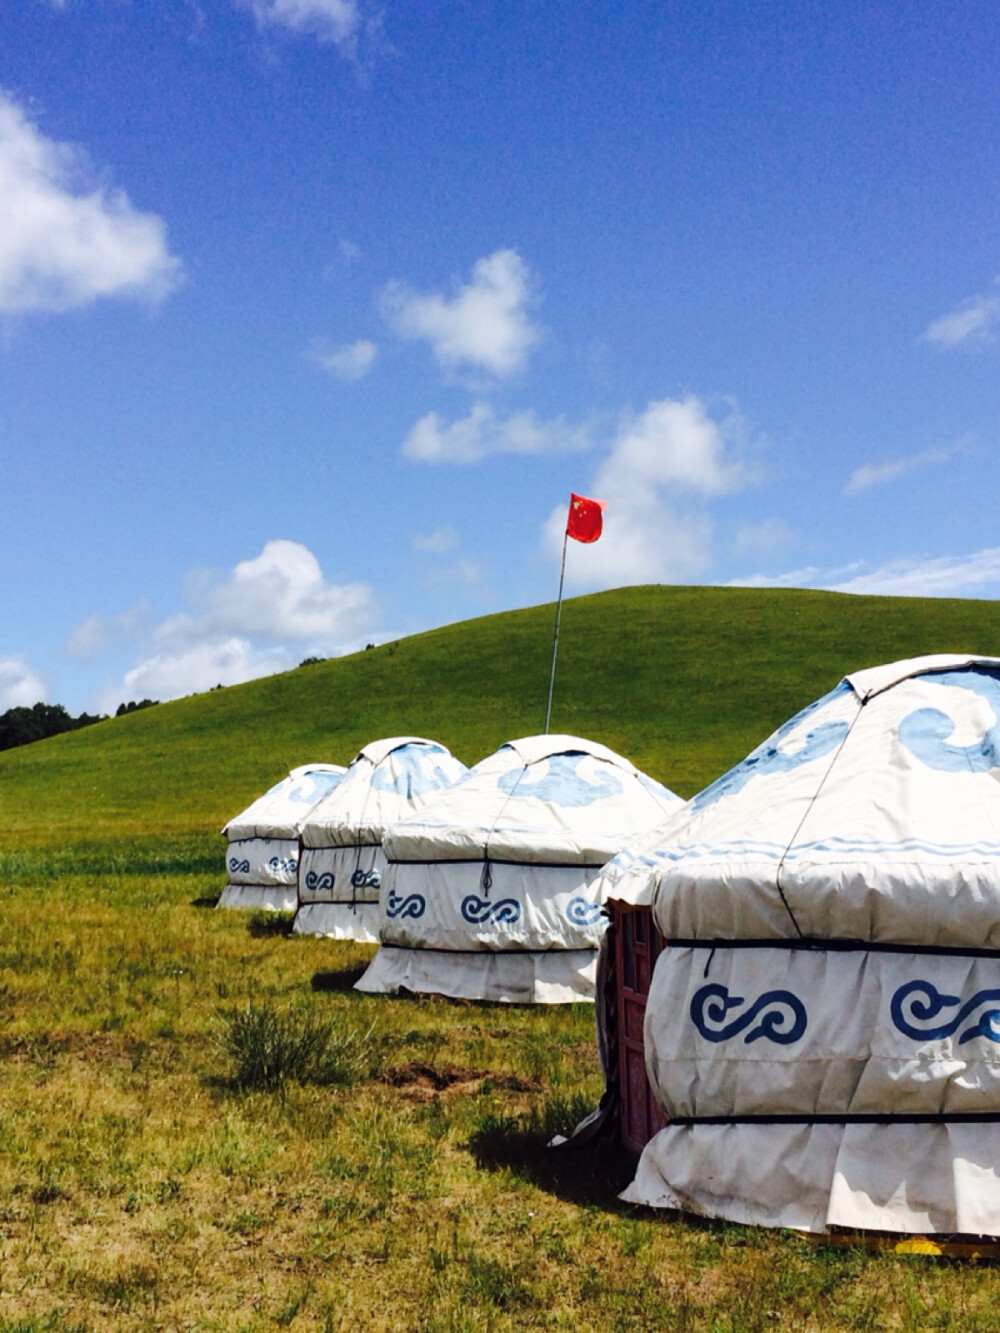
[544,528,569,734]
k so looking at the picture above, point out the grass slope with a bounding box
[2,586,1000,1325]
[6,584,1000,845]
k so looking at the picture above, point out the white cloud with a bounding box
[178,540,374,645]
[0,90,182,316]
[0,656,47,709]
[64,602,154,659]
[309,337,376,381]
[727,548,1000,599]
[844,444,957,495]
[542,396,756,589]
[110,639,292,710]
[831,549,1000,597]
[402,401,588,464]
[412,526,458,553]
[923,286,1000,348]
[725,566,828,590]
[86,540,377,709]
[382,250,540,378]
[246,0,360,45]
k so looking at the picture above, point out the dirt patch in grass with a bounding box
[0,1029,193,1069]
[380,1061,537,1100]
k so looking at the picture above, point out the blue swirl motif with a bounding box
[897,671,1000,774]
[351,868,381,890]
[891,980,1000,1044]
[690,983,808,1045]
[228,857,251,874]
[370,744,459,798]
[565,896,603,926]
[496,753,624,807]
[461,895,521,925]
[692,683,853,812]
[268,855,297,875]
[287,771,347,805]
[386,891,426,920]
[305,871,335,892]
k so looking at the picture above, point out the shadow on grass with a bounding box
[311,966,369,992]
[247,911,296,938]
[191,895,221,908]
[466,1097,636,1210]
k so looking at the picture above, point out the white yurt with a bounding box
[355,734,682,1003]
[619,654,1000,1238]
[294,737,468,942]
[220,763,348,911]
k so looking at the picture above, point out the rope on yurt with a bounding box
[480,748,531,899]
[773,697,865,938]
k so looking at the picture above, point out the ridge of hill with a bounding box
[5,584,1000,845]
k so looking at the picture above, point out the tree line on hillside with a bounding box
[0,698,158,753]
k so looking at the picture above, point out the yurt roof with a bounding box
[383,733,681,866]
[352,735,434,767]
[222,763,348,840]
[611,654,1000,946]
[299,737,467,848]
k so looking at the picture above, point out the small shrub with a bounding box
[217,1002,379,1092]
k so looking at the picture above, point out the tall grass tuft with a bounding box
[218,1002,379,1092]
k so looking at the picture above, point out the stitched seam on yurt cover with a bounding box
[668,1112,1000,1125]
[666,939,1000,959]
[386,855,607,869]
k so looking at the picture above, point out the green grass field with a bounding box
[4,585,1000,1329]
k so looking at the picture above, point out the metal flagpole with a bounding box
[544,528,569,734]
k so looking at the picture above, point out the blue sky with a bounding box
[2,0,999,714]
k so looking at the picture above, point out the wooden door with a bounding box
[613,905,669,1155]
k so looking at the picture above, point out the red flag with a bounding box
[565,492,606,544]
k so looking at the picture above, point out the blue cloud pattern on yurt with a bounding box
[690,983,808,1044]
[371,744,455,798]
[386,891,426,919]
[891,980,1000,1043]
[305,871,335,892]
[692,682,852,812]
[287,771,347,805]
[496,753,623,806]
[897,671,1000,774]
[566,897,603,926]
[461,895,521,925]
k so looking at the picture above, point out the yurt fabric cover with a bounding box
[294,737,468,941]
[623,654,1000,1236]
[220,763,347,911]
[356,733,681,1003]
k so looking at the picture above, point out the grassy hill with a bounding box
[6,583,1000,846]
